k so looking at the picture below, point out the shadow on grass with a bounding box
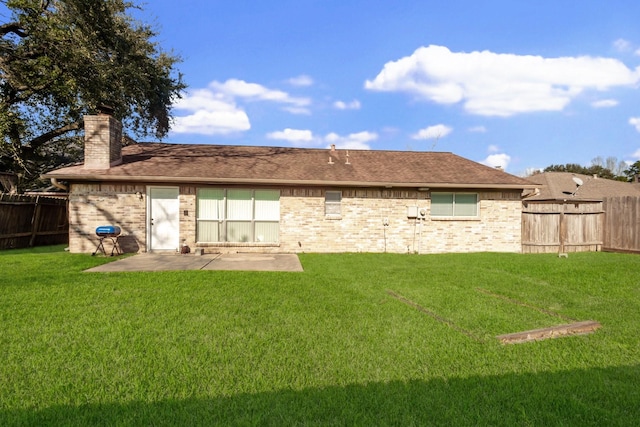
[2,365,638,426]
[0,244,68,255]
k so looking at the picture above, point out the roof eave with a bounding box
[524,197,604,203]
[42,173,536,190]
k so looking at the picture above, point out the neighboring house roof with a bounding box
[44,143,534,189]
[525,172,640,201]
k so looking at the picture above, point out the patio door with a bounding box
[148,186,179,251]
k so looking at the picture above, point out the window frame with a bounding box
[325,190,342,217]
[430,192,479,219]
[196,188,280,243]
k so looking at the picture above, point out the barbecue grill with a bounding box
[92,225,122,256]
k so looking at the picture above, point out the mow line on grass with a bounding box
[386,290,484,343]
[475,288,578,322]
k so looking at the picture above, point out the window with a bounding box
[197,189,279,243]
[431,192,478,217]
[325,191,342,216]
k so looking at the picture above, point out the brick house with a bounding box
[43,114,535,254]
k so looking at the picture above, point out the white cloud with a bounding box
[281,106,312,115]
[481,153,511,169]
[324,131,377,149]
[630,117,640,132]
[591,99,619,108]
[481,145,510,169]
[171,79,312,135]
[632,148,640,159]
[614,38,632,52]
[468,126,487,133]
[172,90,250,134]
[172,110,250,135]
[365,45,640,117]
[210,79,311,112]
[173,88,232,112]
[288,75,314,87]
[266,128,315,145]
[411,124,452,140]
[334,99,361,110]
[266,129,377,149]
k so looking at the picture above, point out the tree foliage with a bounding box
[542,163,615,179]
[0,0,185,190]
[623,160,640,182]
[591,156,627,178]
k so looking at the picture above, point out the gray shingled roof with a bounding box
[525,172,640,200]
[45,143,534,189]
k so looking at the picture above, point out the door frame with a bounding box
[146,186,180,252]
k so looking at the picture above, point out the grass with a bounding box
[0,246,639,426]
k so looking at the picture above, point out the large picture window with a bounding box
[431,192,478,217]
[197,189,280,243]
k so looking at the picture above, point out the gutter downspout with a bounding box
[50,178,68,191]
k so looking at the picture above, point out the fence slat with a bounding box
[522,201,603,253]
[0,193,68,249]
[602,196,640,253]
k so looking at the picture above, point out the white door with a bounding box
[148,186,179,251]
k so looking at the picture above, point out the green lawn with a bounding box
[1,247,639,426]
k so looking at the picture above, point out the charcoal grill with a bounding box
[92,225,122,256]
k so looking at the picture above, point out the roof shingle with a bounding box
[525,172,640,200]
[45,143,534,189]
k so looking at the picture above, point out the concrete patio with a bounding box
[85,252,304,272]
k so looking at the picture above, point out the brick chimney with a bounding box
[83,113,122,169]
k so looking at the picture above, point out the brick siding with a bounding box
[278,188,522,253]
[83,115,122,169]
[68,183,147,254]
[67,184,522,254]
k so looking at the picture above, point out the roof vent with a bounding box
[330,144,336,152]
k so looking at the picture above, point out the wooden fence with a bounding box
[0,194,69,250]
[522,200,604,254]
[602,196,640,253]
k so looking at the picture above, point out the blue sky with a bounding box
[144,1,640,175]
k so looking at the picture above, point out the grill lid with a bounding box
[96,225,121,237]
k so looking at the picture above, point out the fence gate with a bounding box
[522,200,604,254]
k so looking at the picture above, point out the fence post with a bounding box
[29,195,41,247]
[558,203,566,254]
